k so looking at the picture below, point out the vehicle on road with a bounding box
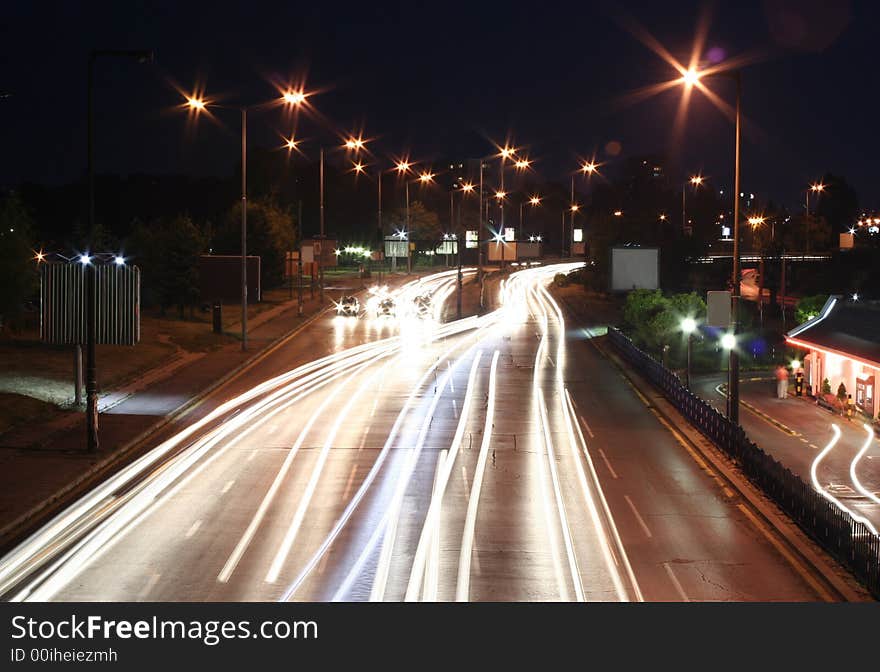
[413,294,432,318]
[376,297,396,317]
[337,295,360,317]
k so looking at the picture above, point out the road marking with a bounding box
[809,444,819,449]
[452,399,458,419]
[577,414,595,439]
[342,464,358,501]
[735,503,835,602]
[461,465,469,491]
[266,424,277,434]
[623,495,652,538]
[137,572,161,601]
[358,424,371,451]
[370,399,378,418]
[221,480,235,494]
[597,448,619,479]
[663,562,689,602]
[246,449,258,462]
[185,520,202,538]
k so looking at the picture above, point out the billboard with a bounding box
[41,263,140,346]
[610,247,659,291]
[198,255,261,304]
[707,290,732,327]
[465,230,478,249]
[384,238,409,258]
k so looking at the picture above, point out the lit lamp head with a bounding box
[581,162,597,175]
[721,333,736,350]
[499,146,515,159]
[495,190,507,200]
[186,96,206,112]
[690,175,704,187]
[282,90,307,106]
[461,182,475,193]
[352,162,365,174]
[682,67,701,87]
[395,160,411,174]
[681,317,697,334]
[419,171,434,184]
[791,359,801,370]
[514,158,531,170]
[530,195,541,206]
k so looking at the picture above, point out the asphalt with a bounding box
[0,266,829,601]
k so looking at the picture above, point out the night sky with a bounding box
[2,0,876,210]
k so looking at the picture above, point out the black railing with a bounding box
[608,327,880,599]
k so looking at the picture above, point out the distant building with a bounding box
[786,296,880,419]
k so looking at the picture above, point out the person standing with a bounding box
[775,365,789,399]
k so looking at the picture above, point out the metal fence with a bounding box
[607,327,880,599]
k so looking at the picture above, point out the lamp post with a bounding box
[678,66,743,425]
[453,182,475,318]
[681,317,697,389]
[86,48,154,452]
[185,87,306,350]
[402,170,434,274]
[805,182,825,255]
[682,174,704,235]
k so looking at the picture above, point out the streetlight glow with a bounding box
[461,182,475,193]
[352,162,365,174]
[282,90,307,105]
[419,171,434,183]
[344,137,366,151]
[515,158,531,170]
[114,255,125,266]
[690,175,704,186]
[186,96,206,111]
[395,160,411,173]
[682,67,701,87]
[581,161,598,175]
[810,182,825,193]
[721,333,736,350]
[570,204,580,212]
[495,190,507,200]
[530,195,541,206]
[681,317,697,334]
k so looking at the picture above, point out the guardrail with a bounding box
[607,327,880,599]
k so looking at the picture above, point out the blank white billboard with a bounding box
[610,247,659,291]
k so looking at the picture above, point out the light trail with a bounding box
[407,351,485,601]
[849,424,880,510]
[811,425,879,536]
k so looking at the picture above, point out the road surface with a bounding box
[0,265,829,601]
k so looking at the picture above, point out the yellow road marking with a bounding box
[736,503,835,602]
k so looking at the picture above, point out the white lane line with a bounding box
[221,480,235,494]
[577,414,595,439]
[358,424,371,451]
[663,562,690,602]
[452,399,459,419]
[623,495,652,538]
[370,399,378,418]
[137,572,161,601]
[267,424,278,434]
[461,465,469,491]
[185,520,202,538]
[597,448,619,479]
[246,450,258,462]
[342,464,358,502]
[407,352,485,602]
[455,351,499,602]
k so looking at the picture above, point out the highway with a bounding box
[0,264,830,601]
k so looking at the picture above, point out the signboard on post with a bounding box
[284,250,300,278]
[41,262,141,345]
[198,255,261,304]
[465,230,478,249]
[707,290,732,327]
[610,247,659,291]
[384,237,408,258]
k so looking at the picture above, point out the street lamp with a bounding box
[401,168,434,274]
[805,181,825,254]
[682,174,704,235]
[184,86,307,350]
[681,317,697,389]
[453,182,475,318]
[86,48,154,453]
[676,64,744,425]
[520,194,541,233]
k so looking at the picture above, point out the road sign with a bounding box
[707,290,732,327]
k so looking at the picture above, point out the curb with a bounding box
[0,299,333,551]
[596,338,866,602]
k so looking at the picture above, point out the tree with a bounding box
[795,294,828,325]
[214,199,297,290]
[0,192,38,331]
[386,201,441,242]
[127,215,205,316]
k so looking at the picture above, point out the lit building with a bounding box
[785,296,880,419]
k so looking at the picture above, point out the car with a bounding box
[413,294,432,318]
[337,295,360,317]
[376,297,396,317]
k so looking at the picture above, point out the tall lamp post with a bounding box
[86,49,154,452]
[453,182,475,318]
[682,174,704,235]
[681,317,697,389]
[805,181,825,255]
[185,88,307,351]
[678,66,743,425]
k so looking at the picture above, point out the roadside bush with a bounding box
[554,273,569,287]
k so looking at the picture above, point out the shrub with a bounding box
[554,273,569,287]
[821,378,831,395]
